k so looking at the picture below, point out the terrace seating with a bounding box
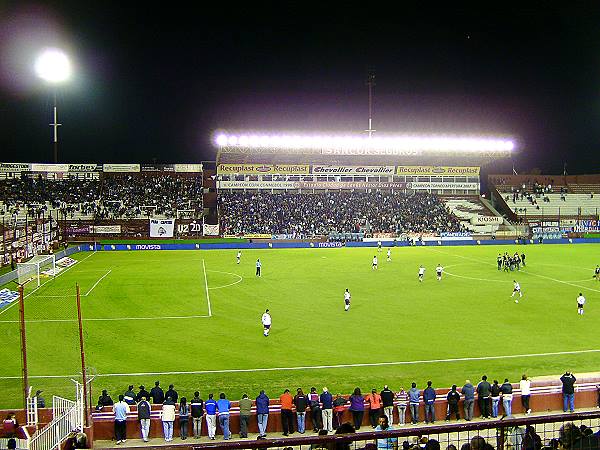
[0,174,204,220]
[502,192,600,218]
[218,191,464,236]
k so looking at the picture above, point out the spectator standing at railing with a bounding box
[294,388,308,434]
[408,383,420,424]
[150,381,164,404]
[349,387,365,430]
[190,392,204,438]
[321,387,334,433]
[461,380,475,421]
[137,395,151,442]
[445,385,460,421]
[238,393,252,438]
[123,385,136,405]
[280,389,295,436]
[560,371,577,413]
[477,375,492,419]
[395,387,408,425]
[179,397,190,440]
[501,378,513,417]
[113,394,130,444]
[255,390,270,439]
[165,384,178,404]
[136,385,150,403]
[366,389,382,428]
[161,396,176,442]
[491,380,501,418]
[423,381,436,423]
[308,387,323,432]
[332,393,348,430]
[97,389,114,409]
[204,393,218,440]
[216,393,231,440]
[381,385,395,425]
[520,374,532,414]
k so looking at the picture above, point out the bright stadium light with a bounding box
[34,48,71,83]
[213,132,515,154]
[34,48,72,163]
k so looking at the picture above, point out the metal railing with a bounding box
[29,405,79,450]
[169,410,600,450]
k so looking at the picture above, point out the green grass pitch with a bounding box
[0,244,599,408]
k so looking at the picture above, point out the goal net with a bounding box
[17,255,56,287]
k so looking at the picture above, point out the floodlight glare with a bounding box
[34,48,71,83]
[214,132,515,154]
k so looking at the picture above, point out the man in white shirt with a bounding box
[372,255,378,270]
[344,289,351,311]
[577,293,586,315]
[387,248,391,262]
[418,265,425,282]
[256,259,261,277]
[436,264,443,281]
[261,309,271,336]
[511,280,522,302]
[236,251,241,264]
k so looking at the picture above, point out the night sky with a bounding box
[1,3,599,174]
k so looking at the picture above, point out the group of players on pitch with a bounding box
[246,245,592,337]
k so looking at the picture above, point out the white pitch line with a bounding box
[0,314,211,324]
[206,270,243,290]
[0,251,98,317]
[84,269,112,296]
[202,259,212,317]
[1,348,599,380]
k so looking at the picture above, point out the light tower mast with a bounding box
[365,70,376,138]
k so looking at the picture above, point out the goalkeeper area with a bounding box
[17,254,56,287]
[0,245,599,408]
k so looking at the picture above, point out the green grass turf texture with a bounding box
[0,243,599,409]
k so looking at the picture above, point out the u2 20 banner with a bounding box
[149,219,175,237]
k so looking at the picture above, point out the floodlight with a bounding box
[34,48,71,83]
[214,132,515,154]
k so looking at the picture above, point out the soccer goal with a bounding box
[17,255,56,287]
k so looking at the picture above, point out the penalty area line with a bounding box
[202,259,212,317]
[4,348,599,379]
[84,269,112,296]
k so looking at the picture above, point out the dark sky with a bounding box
[1,2,599,174]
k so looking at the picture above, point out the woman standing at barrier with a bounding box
[179,397,189,440]
[520,374,532,414]
[349,387,365,430]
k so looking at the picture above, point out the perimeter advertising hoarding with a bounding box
[30,163,99,172]
[299,181,406,189]
[396,166,480,176]
[218,181,298,189]
[0,163,30,172]
[174,164,203,173]
[149,219,174,238]
[217,164,309,174]
[218,180,407,189]
[471,216,504,225]
[311,165,395,175]
[406,182,479,190]
[103,164,141,173]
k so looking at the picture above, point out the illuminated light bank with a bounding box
[213,133,515,154]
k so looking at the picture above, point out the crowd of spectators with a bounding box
[88,371,592,448]
[218,191,463,236]
[0,174,204,219]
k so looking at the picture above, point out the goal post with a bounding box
[17,255,56,287]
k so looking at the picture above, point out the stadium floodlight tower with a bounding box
[34,48,72,163]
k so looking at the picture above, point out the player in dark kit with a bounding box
[497,255,502,270]
[594,265,599,281]
[521,253,526,267]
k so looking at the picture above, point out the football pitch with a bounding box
[1,244,599,408]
